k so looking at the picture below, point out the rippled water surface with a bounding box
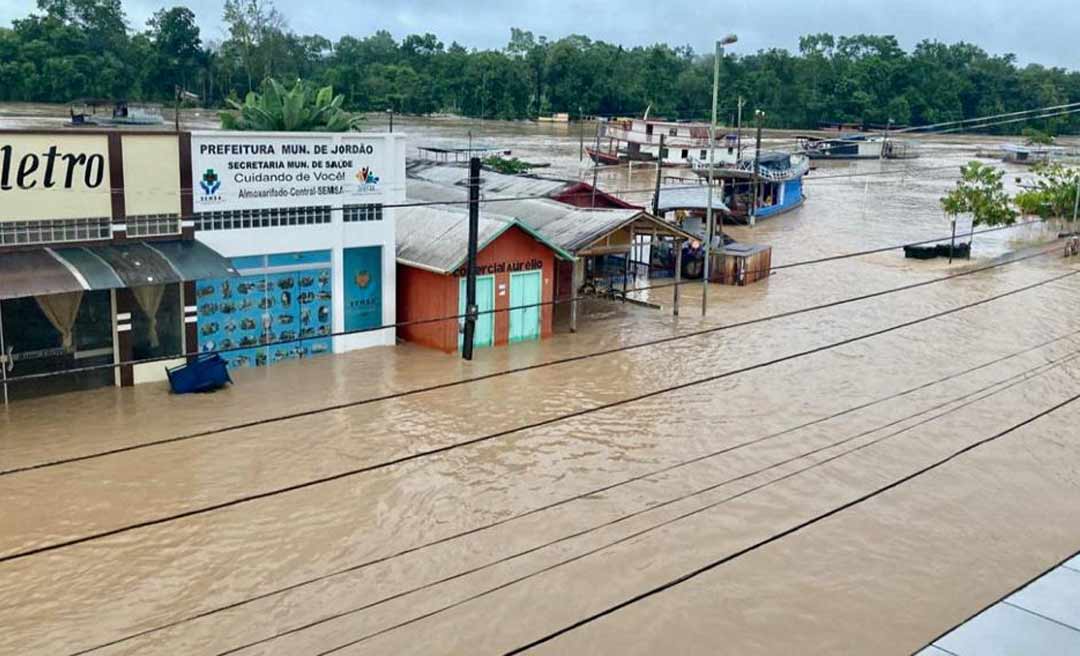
[2,105,1080,655]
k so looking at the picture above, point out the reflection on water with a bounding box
[1,104,1080,656]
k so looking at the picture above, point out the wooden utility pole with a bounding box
[462,157,481,361]
[652,134,665,217]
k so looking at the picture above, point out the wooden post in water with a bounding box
[949,217,957,264]
[462,157,481,361]
[570,259,580,332]
[673,239,682,316]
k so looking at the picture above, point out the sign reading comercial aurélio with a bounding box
[191,132,385,212]
[0,134,112,222]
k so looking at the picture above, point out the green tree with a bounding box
[146,7,202,97]
[1015,164,1080,220]
[221,0,285,91]
[941,161,1017,247]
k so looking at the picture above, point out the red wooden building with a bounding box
[396,205,572,353]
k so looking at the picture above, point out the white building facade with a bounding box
[189,131,404,368]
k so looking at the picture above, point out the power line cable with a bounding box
[503,385,1080,654]
[2,177,1056,387]
[17,102,1080,205]
[1,257,1072,566]
[66,326,1080,656]
[307,347,1080,656]
[210,344,1080,656]
[1,244,1061,479]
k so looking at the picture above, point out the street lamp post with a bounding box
[702,33,737,316]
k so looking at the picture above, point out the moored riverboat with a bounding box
[68,99,164,127]
[689,150,810,222]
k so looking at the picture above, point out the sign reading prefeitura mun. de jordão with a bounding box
[190,132,385,211]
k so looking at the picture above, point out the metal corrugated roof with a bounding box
[405,163,696,255]
[407,160,573,198]
[654,185,730,213]
[397,202,574,274]
[396,205,513,274]
[489,198,643,252]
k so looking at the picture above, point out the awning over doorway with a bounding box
[0,240,238,300]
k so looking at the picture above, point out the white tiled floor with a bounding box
[920,555,1080,656]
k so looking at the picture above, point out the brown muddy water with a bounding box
[2,104,1080,655]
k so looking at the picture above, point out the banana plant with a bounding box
[219,78,362,131]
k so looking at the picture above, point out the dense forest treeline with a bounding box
[2,0,1079,133]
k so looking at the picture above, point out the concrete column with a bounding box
[115,289,134,387]
[182,281,198,360]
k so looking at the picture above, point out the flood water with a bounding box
[3,104,1080,655]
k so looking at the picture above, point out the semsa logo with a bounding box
[198,168,222,202]
[0,144,105,191]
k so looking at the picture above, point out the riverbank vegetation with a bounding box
[2,1,1079,133]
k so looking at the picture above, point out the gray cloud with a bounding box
[1,0,1076,68]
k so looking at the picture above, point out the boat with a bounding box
[798,134,884,159]
[585,146,621,165]
[596,117,744,167]
[882,139,921,160]
[538,112,571,123]
[1000,143,1066,166]
[688,150,810,222]
[68,99,164,127]
[797,133,920,160]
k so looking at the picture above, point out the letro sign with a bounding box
[191,132,385,212]
[0,134,111,222]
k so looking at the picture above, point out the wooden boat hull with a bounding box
[586,147,621,165]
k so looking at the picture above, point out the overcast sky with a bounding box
[1,0,1077,68]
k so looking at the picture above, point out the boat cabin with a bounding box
[1001,143,1065,166]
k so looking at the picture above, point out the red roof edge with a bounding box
[552,182,643,210]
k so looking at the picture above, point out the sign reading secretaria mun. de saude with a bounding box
[190,132,386,212]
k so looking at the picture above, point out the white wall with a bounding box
[192,132,406,355]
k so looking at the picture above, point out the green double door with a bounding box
[509,270,542,343]
[459,275,495,351]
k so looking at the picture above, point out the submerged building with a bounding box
[0,129,404,401]
[396,198,572,352]
[398,164,694,352]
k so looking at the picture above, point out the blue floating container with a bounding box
[166,353,233,394]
